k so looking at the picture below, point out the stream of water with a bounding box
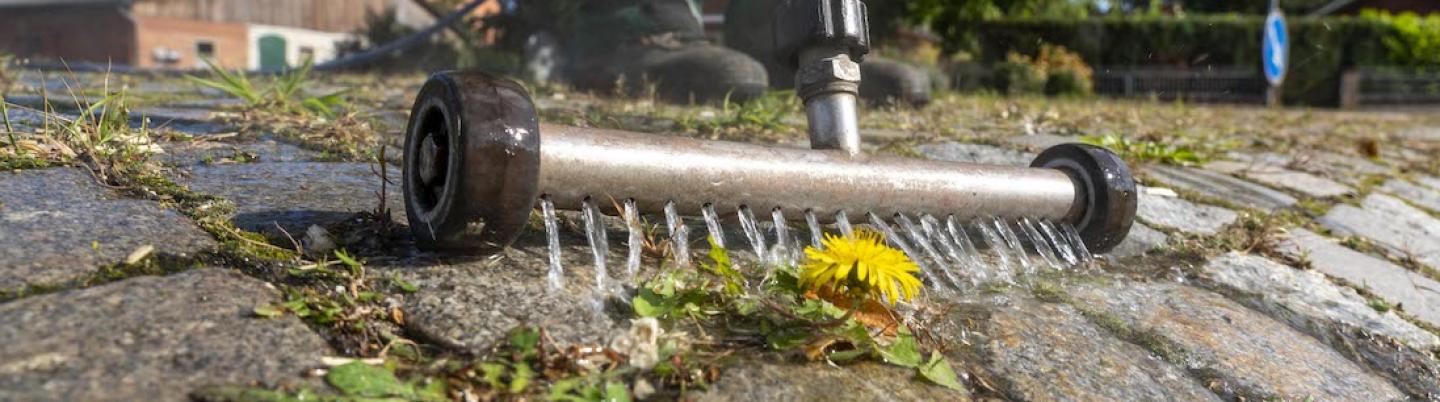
[539,202,1097,296]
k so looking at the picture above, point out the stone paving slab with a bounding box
[1416,175,1440,191]
[916,142,1036,166]
[1278,228,1440,329]
[1199,252,1439,349]
[136,107,233,135]
[0,168,215,291]
[1067,282,1405,401]
[1204,160,1353,198]
[1001,133,1075,152]
[1320,193,1440,269]
[698,359,970,402]
[1379,179,1440,213]
[159,138,318,167]
[1136,187,1238,236]
[1225,151,1390,187]
[175,162,403,235]
[390,237,630,351]
[1107,222,1168,259]
[1143,164,1297,210]
[0,268,331,402]
[957,297,1219,401]
[1300,152,1391,177]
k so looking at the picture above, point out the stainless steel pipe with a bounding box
[402,72,1137,254]
[537,123,1080,222]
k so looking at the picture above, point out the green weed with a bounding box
[187,58,348,118]
[632,237,964,391]
[1081,133,1207,166]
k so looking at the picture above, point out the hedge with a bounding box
[952,16,1397,105]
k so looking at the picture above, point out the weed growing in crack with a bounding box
[187,58,348,118]
[1081,133,1211,166]
[630,235,964,392]
[186,59,379,161]
[252,250,413,356]
[0,73,161,178]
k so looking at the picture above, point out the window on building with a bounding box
[298,46,315,63]
[195,41,216,61]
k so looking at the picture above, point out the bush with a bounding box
[1045,69,1091,96]
[988,44,1092,96]
[943,15,1397,105]
[1361,10,1440,67]
[991,58,1045,95]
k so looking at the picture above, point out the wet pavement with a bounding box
[3,71,1440,401]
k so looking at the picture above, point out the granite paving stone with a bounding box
[1199,252,1439,349]
[1379,179,1440,213]
[175,161,404,235]
[1143,164,1297,210]
[954,297,1219,401]
[1227,151,1390,186]
[1002,133,1076,152]
[1106,222,1168,258]
[1320,193,1440,269]
[916,142,1036,166]
[160,138,318,167]
[0,269,331,402]
[1416,175,1440,191]
[1135,187,1238,235]
[1278,228,1440,329]
[389,236,630,351]
[1302,152,1391,176]
[698,359,971,402]
[857,128,915,142]
[1068,282,1405,401]
[0,168,215,291]
[1204,160,1353,198]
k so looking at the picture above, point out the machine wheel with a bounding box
[403,71,542,253]
[1030,143,1137,253]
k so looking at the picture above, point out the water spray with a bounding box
[400,0,1138,276]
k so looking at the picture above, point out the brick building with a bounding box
[0,0,483,71]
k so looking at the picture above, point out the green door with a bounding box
[258,35,287,71]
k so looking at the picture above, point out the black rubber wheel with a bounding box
[643,45,770,103]
[723,0,794,89]
[403,71,542,253]
[1030,143,1137,253]
[859,57,932,107]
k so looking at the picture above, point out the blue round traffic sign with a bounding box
[1262,10,1288,86]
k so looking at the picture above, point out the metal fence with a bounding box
[1092,67,1266,104]
[1344,68,1440,106]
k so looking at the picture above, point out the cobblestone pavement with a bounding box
[3,71,1440,401]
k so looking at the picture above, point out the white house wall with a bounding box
[245,24,353,70]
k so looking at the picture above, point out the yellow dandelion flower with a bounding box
[799,229,923,305]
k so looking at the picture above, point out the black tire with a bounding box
[1030,143,1137,253]
[860,57,932,107]
[403,72,542,253]
[723,0,793,89]
[643,45,770,103]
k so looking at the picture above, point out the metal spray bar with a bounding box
[399,72,1137,255]
[537,124,1080,222]
[399,0,1136,255]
